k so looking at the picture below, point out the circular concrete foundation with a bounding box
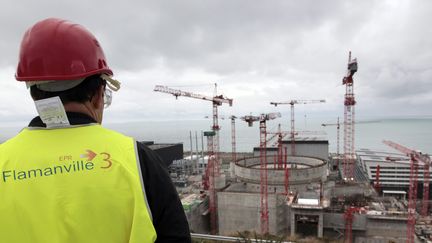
[234,156,327,185]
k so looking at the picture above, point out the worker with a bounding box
[0,18,191,243]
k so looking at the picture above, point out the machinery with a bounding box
[270,99,325,156]
[154,84,232,175]
[154,84,233,235]
[383,140,431,243]
[241,112,281,234]
[322,117,341,169]
[342,52,358,181]
[229,115,237,163]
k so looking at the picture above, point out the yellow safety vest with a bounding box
[0,124,157,243]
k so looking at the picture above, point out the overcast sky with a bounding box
[0,0,431,126]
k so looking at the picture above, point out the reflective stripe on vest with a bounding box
[0,125,157,243]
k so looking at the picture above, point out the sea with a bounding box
[1,116,431,155]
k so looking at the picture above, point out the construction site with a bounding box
[154,52,432,242]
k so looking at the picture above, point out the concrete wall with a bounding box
[332,183,374,197]
[322,212,407,242]
[185,200,210,234]
[235,156,327,186]
[355,237,406,243]
[365,216,407,238]
[217,191,282,235]
[323,213,367,231]
[283,143,329,161]
[244,182,321,194]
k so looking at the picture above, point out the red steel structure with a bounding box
[383,140,431,243]
[423,162,430,217]
[275,124,290,194]
[204,131,217,234]
[344,207,361,243]
[270,100,325,156]
[241,112,281,235]
[154,85,233,175]
[267,124,286,169]
[267,124,290,194]
[342,52,358,180]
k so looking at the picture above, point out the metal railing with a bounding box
[191,233,294,243]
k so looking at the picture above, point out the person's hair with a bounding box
[30,75,106,104]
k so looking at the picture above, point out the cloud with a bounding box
[1,0,432,125]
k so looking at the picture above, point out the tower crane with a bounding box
[322,119,379,171]
[229,115,237,178]
[206,114,238,177]
[241,112,281,235]
[266,128,290,146]
[383,140,431,243]
[321,117,341,170]
[154,84,233,175]
[204,130,218,234]
[270,99,325,156]
[229,116,237,163]
[342,51,358,181]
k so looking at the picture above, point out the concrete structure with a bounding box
[234,155,327,193]
[181,142,413,241]
[290,196,324,238]
[216,154,411,242]
[182,194,210,234]
[217,186,287,235]
[140,141,183,167]
[254,137,329,161]
[217,155,328,235]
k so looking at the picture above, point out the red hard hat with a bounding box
[16,18,113,81]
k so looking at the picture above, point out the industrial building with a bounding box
[140,141,183,167]
[168,131,432,242]
[156,53,431,242]
[357,148,432,198]
[218,154,328,235]
[214,141,412,242]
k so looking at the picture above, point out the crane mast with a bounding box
[229,115,237,163]
[229,115,237,178]
[342,52,358,181]
[270,99,325,156]
[241,112,281,235]
[154,85,232,235]
[383,140,431,243]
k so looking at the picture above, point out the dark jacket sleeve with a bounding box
[136,142,191,243]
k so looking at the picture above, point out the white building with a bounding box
[357,148,431,188]
[253,134,329,161]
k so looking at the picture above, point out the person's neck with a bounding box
[63,102,98,123]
